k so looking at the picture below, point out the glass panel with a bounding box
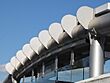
[104,51,110,74]
[20,76,36,83]
[104,59,110,73]
[55,56,89,82]
[20,55,89,83]
[37,71,56,83]
[49,67,89,82]
[45,61,54,75]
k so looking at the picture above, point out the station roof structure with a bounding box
[4,2,110,82]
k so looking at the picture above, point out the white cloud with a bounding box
[0,64,8,83]
[0,80,3,83]
[0,64,6,73]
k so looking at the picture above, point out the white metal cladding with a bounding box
[5,63,15,75]
[61,14,78,38]
[30,37,46,55]
[38,30,56,49]
[77,6,94,29]
[22,44,36,60]
[10,56,21,70]
[16,50,28,65]
[49,23,66,44]
[95,3,110,15]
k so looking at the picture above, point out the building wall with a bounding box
[76,73,110,83]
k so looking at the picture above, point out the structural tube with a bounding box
[89,12,110,34]
[89,39,104,77]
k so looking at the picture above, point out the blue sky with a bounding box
[0,0,109,81]
[0,0,109,64]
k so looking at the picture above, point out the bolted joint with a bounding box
[89,28,97,39]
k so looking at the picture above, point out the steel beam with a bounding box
[70,50,75,65]
[30,70,34,83]
[22,76,25,83]
[55,56,58,70]
[42,62,45,77]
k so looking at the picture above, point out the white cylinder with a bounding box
[49,23,69,44]
[22,44,36,60]
[61,14,78,38]
[10,56,21,70]
[30,37,46,55]
[77,6,94,29]
[16,50,28,65]
[38,30,57,49]
[5,63,15,75]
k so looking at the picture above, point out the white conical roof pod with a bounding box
[49,23,69,44]
[61,14,78,38]
[16,50,28,65]
[22,44,36,60]
[38,30,56,49]
[77,6,94,29]
[49,23,63,44]
[10,56,21,70]
[5,63,15,75]
[30,37,46,55]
